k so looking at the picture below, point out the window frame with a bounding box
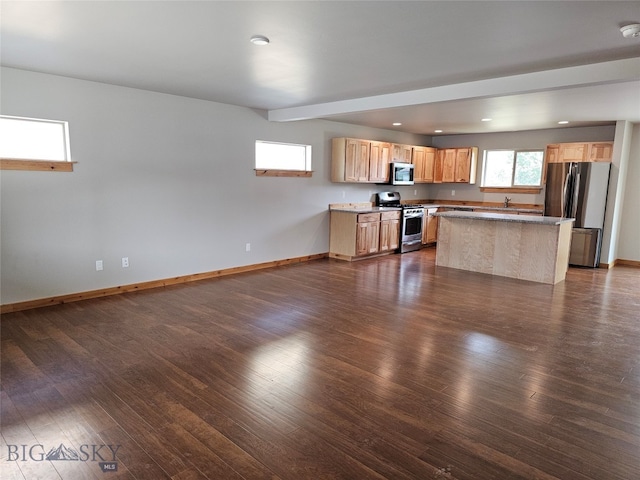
[254,140,313,177]
[480,148,544,193]
[0,115,75,172]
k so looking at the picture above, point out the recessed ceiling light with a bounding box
[481,118,492,122]
[558,120,570,125]
[434,129,443,133]
[392,122,402,126]
[250,35,270,46]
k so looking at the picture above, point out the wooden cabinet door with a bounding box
[423,148,436,183]
[421,214,429,244]
[559,143,588,162]
[356,221,379,256]
[454,148,471,183]
[422,209,438,244]
[414,147,435,183]
[426,212,438,243]
[441,149,456,183]
[434,149,444,183]
[391,144,412,163]
[345,139,370,182]
[412,147,426,183]
[588,142,613,162]
[380,213,400,252]
[369,141,391,182]
[387,218,400,250]
[379,220,392,252]
[545,145,560,163]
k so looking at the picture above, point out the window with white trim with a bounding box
[255,140,312,177]
[482,149,544,188]
[0,115,73,171]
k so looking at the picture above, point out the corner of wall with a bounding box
[600,121,634,264]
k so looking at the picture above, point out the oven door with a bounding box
[403,215,422,238]
[401,210,424,253]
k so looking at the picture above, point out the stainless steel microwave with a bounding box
[390,162,414,185]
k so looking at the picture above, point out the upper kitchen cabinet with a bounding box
[369,141,392,183]
[391,144,413,164]
[546,145,561,163]
[412,146,436,183]
[454,147,477,183]
[545,142,612,163]
[434,149,456,183]
[434,147,477,184]
[332,138,392,183]
[588,142,614,162]
[331,137,478,184]
[559,143,588,162]
[332,138,370,183]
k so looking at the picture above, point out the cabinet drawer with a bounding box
[380,211,401,220]
[357,213,381,223]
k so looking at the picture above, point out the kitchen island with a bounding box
[434,211,574,284]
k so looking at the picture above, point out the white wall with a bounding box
[0,67,429,304]
[1,68,636,305]
[616,123,640,262]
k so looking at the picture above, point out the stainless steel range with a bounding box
[376,192,424,253]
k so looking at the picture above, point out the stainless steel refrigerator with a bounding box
[544,162,611,267]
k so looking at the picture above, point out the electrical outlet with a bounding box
[342,190,346,198]
[96,260,103,271]
[121,257,129,268]
[451,189,456,196]
[246,243,251,252]
[414,189,417,196]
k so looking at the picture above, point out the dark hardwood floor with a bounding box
[2,248,639,479]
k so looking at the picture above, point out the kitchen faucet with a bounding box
[504,196,512,208]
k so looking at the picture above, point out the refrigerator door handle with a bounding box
[562,167,572,218]
[570,172,581,219]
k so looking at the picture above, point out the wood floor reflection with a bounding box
[2,248,639,479]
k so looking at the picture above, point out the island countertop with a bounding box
[434,210,574,226]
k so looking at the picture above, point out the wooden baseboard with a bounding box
[616,259,640,268]
[0,253,329,314]
[599,258,640,269]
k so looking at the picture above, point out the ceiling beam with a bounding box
[268,58,640,122]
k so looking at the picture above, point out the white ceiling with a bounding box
[2,0,640,135]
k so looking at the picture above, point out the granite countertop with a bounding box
[434,210,574,225]
[330,206,402,213]
[329,203,544,214]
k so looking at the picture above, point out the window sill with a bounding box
[480,187,542,194]
[1,159,75,172]
[255,169,312,177]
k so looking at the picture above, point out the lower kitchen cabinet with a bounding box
[422,208,439,244]
[379,211,400,252]
[356,214,380,256]
[330,210,401,261]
